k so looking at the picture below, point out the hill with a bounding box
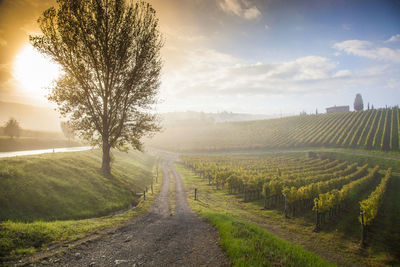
[0,150,155,222]
[148,107,400,152]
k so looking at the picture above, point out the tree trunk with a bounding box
[102,142,111,175]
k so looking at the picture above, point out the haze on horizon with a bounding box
[0,0,399,121]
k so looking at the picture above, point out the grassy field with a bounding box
[176,160,399,266]
[0,150,160,261]
[0,136,82,152]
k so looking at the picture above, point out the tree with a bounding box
[4,118,20,139]
[60,121,75,141]
[354,93,364,111]
[30,0,163,175]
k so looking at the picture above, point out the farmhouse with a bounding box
[326,105,350,113]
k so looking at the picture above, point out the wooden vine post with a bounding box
[314,199,320,232]
[156,166,158,183]
[360,210,366,248]
[195,188,198,200]
[284,194,289,218]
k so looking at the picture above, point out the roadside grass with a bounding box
[0,150,161,261]
[0,136,81,152]
[176,164,339,267]
[202,212,336,267]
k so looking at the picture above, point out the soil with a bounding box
[21,153,229,267]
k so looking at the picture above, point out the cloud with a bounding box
[219,0,261,20]
[333,40,400,63]
[385,34,400,43]
[333,69,351,78]
[161,48,361,100]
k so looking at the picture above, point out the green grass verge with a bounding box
[201,212,336,267]
[0,150,161,261]
[176,164,336,267]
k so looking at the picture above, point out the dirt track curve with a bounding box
[28,154,229,267]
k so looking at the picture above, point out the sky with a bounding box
[0,0,399,116]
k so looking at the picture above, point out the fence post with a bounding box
[143,190,146,200]
[195,188,197,200]
[314,200,320,232]
[156,166,158,183]
[284,195,289,218]
[151,182,153,195]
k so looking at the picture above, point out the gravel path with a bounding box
[30,154,229,267]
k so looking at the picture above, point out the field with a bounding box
[177,152,400,266]
[0,150,159,261]
[150,108,400,152]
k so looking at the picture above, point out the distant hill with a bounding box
[161,111,279,127]
[0,101,62,132]
[148,108,400,152]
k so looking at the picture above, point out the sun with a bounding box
[13,44,61,99]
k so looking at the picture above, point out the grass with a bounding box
[176,162,399,266]
[0,136,82,152]
[176,164,338,267]
[0,150,154,222]
[201,212,336,267]
[0,150,161,261]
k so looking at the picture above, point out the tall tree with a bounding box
[30,0,163,175]
[4,118,20,139]
[354,93,364,111]
[60,121,75,141]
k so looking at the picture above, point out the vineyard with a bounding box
[151,107,400,152]
[181,154,395,247]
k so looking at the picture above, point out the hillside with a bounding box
[149,107,400,152]
[0,150,156,222]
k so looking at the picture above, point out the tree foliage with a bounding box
[60,121,75,141]
[30,0,163,174]
[4,118,20,139]
[354,93,364,111]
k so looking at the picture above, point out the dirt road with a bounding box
[30,154,229,266]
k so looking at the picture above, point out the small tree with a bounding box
[60,121,75,141]
[4,118,20,139]
[30,0,163,175]
[354,93,364,111]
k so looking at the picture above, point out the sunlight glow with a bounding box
[13,44,61,99]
